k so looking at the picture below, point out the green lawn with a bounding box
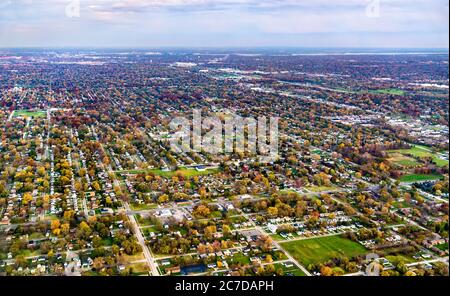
[128,263,150,275]
[118,167,220,178]
[369,89,405,96]
[280,235,368,267]
[389,145,449,167]
[385,254,416,265]
[387,152,421,167]
[396,159,421,167]
[392,200,412,209]
[270,233,287,241]
[13,110,46,118]
[305,186,337,193]
[435,243,448,252]
[399,174,443,183]
[230,253,251,265]
[142,226,161,237]
[273,263,306,276]
[393,146,433,157]
[129,203,158,211]
[433,157,449,167]
[330,88,405,96]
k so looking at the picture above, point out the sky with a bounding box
[0,0,449,48]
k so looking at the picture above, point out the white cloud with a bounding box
[0,0,448,47]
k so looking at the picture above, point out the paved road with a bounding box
[242,211,312,276]
[7,110,14,122]
[406,257,448,267]
[401,182,448,204]
[124,202,160,276]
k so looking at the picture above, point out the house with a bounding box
[161,259,171,266]
[267,223,278,234]
[195,166,206,172]
[160,209,172,217]
[166,266,181,274]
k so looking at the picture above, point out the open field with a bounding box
[305,186,337,193]
[13,110,46,118]
[118,167,220,178]
[385,255,416,265]
[389,145,449,167]
[130,203,158,211]
[387,152,420,167]
[399,174,444,183]
[369,88,405,95]
[273,263,307,276]
[330,88,405,96]
[128,262,150,275]
[435,243,448,252]
[280,235,368,267]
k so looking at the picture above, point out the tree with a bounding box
[320,266,333,276]
[157,194,169,204]
[111,245,120,255]
[78,221,92,238]
[193,205,210,217]
[61,223,70,235]
[79,168,87,178]
[92,181,101,192]
[63,210,75,221]
[59,176,71,186]
[51,219,61,231]
[396,262,408,274]
[223,225,231,236]
[22,192,33,205]
[93,257,105,270]
[267,207,278,217]
[204,225,217,240]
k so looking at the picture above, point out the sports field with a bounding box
[280,235,368,267]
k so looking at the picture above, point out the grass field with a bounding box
[396,159,421,167]
[230,253,251,265]
[435,243,448,252]
[13,110,46,118]
[280,235,368,267]
[129,203,158,211]
[432,157,450,167]
[389,145,449,167]
[385,254,416,265]
[387,152,420,167]
[329,88,405,96]
[118,167,220,178]
[392,200,412,209]
[369,89,405,96]
[399,174,443,183]
[128,263,150,275]
[273,263,306,276]
[305,186,337,193]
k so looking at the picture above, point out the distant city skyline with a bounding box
[0,0,449,48]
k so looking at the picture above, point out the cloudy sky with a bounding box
[0,0,448,48]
